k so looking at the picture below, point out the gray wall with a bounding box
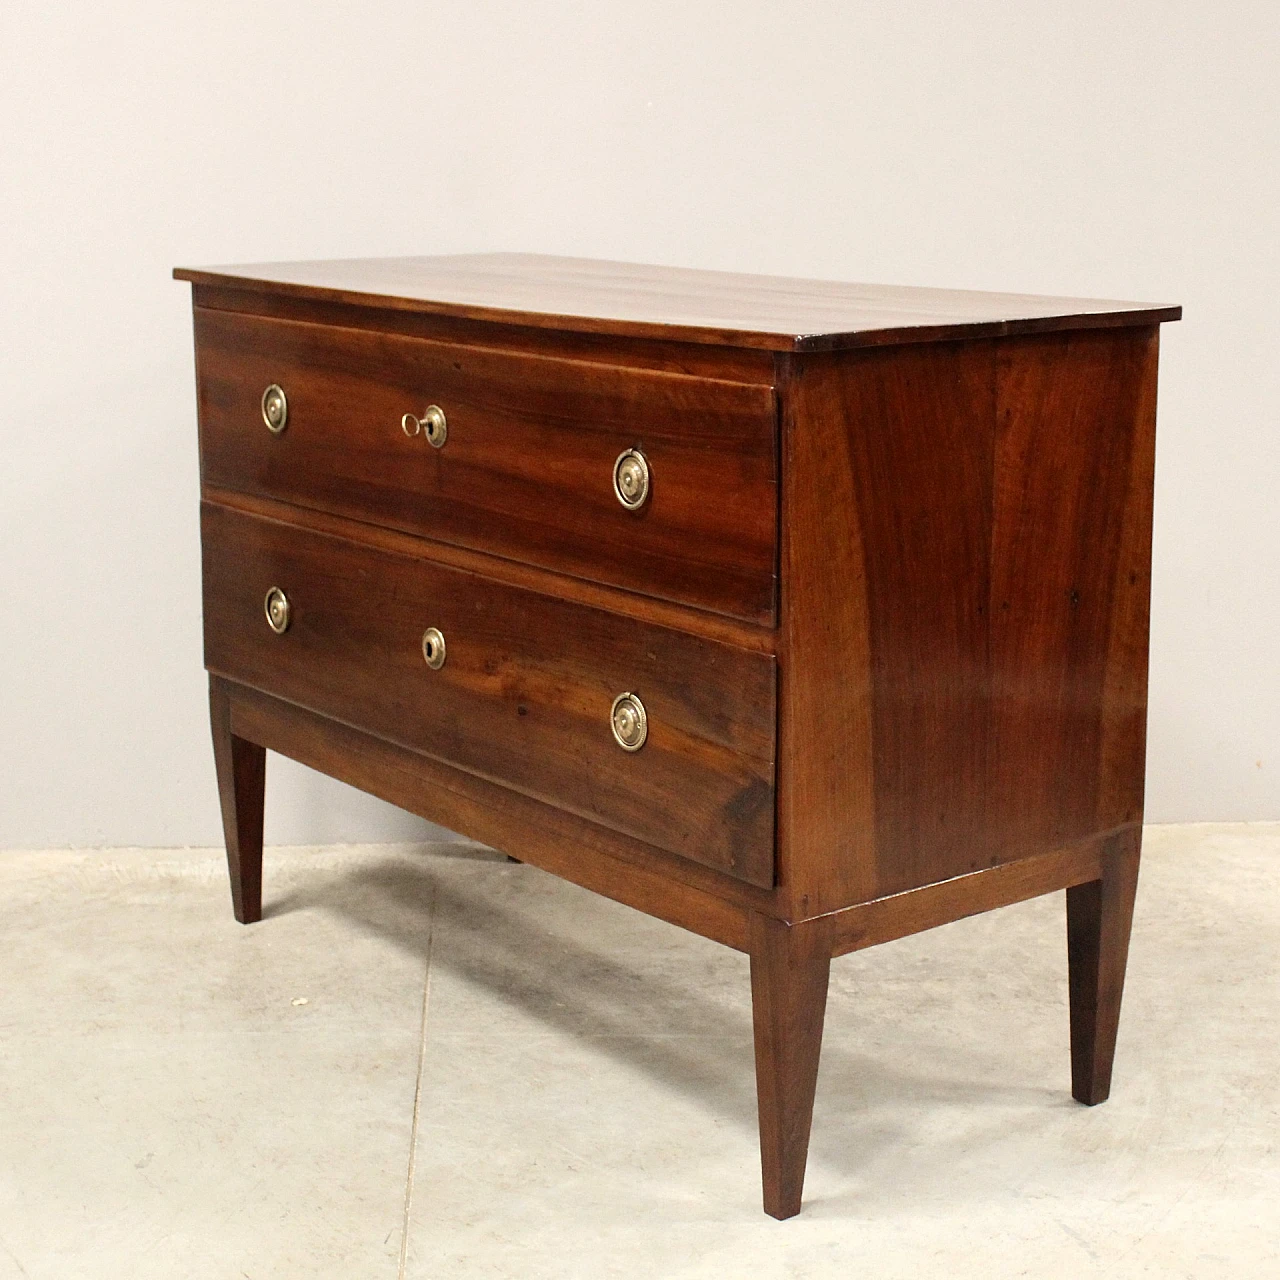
[2,2,1276,849]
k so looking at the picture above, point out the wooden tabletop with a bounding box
[174,253,1180,352]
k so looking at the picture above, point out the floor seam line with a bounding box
[397,882,436,1279]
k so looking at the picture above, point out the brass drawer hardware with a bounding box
[421,626,447,670]
[613,448,650,510]
[610,691,648,751]
[263,587,291,634]
[261,384,288,434]
[402,405,448,448]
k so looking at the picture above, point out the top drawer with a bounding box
[193,308,778,624]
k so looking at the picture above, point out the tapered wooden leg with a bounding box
[1067,829,1141,1105]
[209,677,266,924]
[750,913,832,1219]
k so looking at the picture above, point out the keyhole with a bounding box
[422,627,446,670]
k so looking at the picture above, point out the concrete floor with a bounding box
[0,824,1276,1279]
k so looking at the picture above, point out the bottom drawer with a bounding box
[201,501,777,887]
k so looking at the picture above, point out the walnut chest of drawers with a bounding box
[175,253,1179,1218]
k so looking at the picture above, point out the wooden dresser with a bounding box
[174,254,1180,1218]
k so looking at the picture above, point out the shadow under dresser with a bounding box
[174,253,1180,1218]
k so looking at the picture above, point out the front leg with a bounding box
[749,912,833,1219]
[1066,828,1142,1104]
[209,676,266,924]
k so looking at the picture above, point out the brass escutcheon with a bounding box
[421,626,447,670]
[610,691,648,751]
[264,586,291,634]
[262,384,288,434]
[613,448,650,510]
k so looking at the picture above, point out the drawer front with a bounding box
[194,308,778,624]
[202,501,777,887]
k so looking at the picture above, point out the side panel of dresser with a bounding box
[775,327,1160,918]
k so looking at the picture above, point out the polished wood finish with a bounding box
[776,327,1160,918]
[191,283,780,382]
[224,677,763,950]
[176,253,1179,352]
[827,835,1108,958]
[750,912,833,1220]
[195,306,778,622]
[179,254,1178,1220]
[202,500,776,886]
[209,677,265,924]
[1067,828,1142,1105]
[205,485,774,655]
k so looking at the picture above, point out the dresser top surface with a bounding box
[174,253,1180,352]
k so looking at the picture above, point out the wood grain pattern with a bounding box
[774,349,877,915]
[175,253,1180,353]
[987,331,1159,858]
[205,486,776,656]
[750,912,833,1219]
[195,306,778,624]
[202,500,777,887]
[826,835,1108,958]
[191,284,779,383]
[209,676,265,924]
[225,678,765,949]
[777,328,1160,915]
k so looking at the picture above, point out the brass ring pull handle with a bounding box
[264,587,291,634]
[613,448,650,510]
[421,627,447,670]
[610,691,647,751]
[402,405,447,448]
[262,384,288,434]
